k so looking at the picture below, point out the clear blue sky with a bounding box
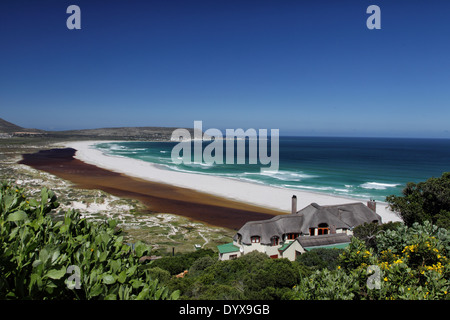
[1,0,449,138]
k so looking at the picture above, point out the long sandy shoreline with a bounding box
[62,140,402,223]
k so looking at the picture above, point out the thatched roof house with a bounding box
[234,202,381,246]
[218,199,381,261]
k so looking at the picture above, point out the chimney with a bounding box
[331,225,336,234]
[291,195,297,214]
[367,200,376,212]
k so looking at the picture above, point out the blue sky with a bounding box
[1,0,449,138]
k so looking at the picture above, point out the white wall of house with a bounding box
[233,239,299,260]
[308,227,350,236]
[219,250,242,261]
[235,240,277,257]
[280,241,306,261]
[264,245,281,258]
[241,242,263,255]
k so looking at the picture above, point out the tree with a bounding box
[386,172,450,228]
[296,248,343,270]
[353,221,403,250]
[189,256,216,276]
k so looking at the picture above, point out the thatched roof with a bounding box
[235,202,381,245]
[233,214,304,245]
[297,233,351,249]
[298,202,382,234]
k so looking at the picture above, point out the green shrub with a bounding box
[386,172,450,228]
[293,268,359,300]
[0,181,180,300]
[146,267,171,285]
[292,222,449,300]
[195,283,243,300]
[189,256,216,276]
[150,249,215,275]
[353,221,403,250]
[296,248,343,270]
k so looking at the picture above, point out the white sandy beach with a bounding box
[62,141,402,223]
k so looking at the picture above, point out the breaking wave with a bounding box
[360,182,400,190]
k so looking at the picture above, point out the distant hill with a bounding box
[52,126,195,141]
[0,117,195,141]
[0,118,45,138]
[0,118,25,133]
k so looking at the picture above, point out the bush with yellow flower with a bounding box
[292,221,449,300]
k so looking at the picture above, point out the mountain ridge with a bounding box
[0,117,194,141]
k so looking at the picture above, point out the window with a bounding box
[318,223,329,235]
[286,233,299,240]
[251,236,260,243]
[229,254,238,260]
[309,228,315,236]
[271,236,280,246]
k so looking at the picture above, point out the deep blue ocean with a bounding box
[94,137,450,202]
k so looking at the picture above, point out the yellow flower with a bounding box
[384,277,388,282]
[337,266,341,269]
[90,248,94,252]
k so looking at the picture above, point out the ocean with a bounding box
[94,137,450,202]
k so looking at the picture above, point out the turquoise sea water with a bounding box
[94,137,450,202]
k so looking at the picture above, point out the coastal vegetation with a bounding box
[1,183,448,300]
[386,172,450,229]
[0,181,180,300]
[0,147,234,254]
[292,221,449,300]
[127,173,450,300]
[155,221,448,300]
[0,169,449,300]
